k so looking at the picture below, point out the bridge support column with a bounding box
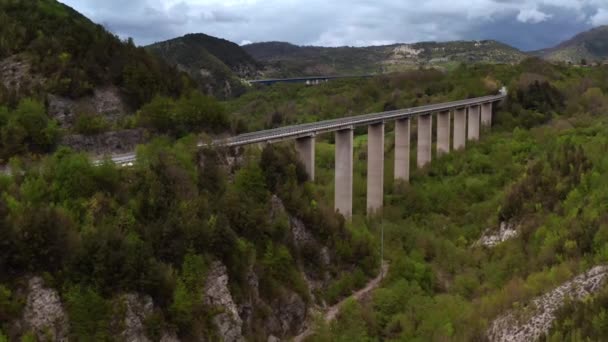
[453,108,466,150]
[468,105,480,141]
[335,128,353,218]
[367,122,384,215]
[394,118,410,183]
[437,110,451,156]
[295,135,315,181]
[417,114,432,168]
[481,103,492,128]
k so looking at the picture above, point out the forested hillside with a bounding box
[535,26,608,64]
[147,33,262,98]
[0,0,237,162]
[0,0,188,106]
[243,40,526,77]
[292,61,608,340]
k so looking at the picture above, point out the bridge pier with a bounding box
[468,105,480,141]
[453,107,466,150]
[394,118,410,183]
[417,114,432,168]
[367,122,384,215]
[335,128,353,218]
[437,110,451,156]
[481,103,492,128]
[295,135,315,181]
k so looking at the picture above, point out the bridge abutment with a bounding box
[437,110,451,156]
[394,118,410,184]
[335,128,354,218]
[295,135,315,181]
[468,105,480,141]
[367,122,384,215]
[417,114,432,168]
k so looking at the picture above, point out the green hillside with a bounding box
[147,33,262,98]
[538,26,608,63]
[0,0,189,107]
[243,40,526,77]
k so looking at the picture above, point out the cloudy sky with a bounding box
[59,0,608,51]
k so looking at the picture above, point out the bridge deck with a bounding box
[104,93,505,165]
[215,93,505,147]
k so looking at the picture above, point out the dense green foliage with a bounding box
[0,137,376,339]
[138,91,229,136]
[0,0,189,106]
[301,61,608,340]
[0,98,59,160]
[2,52,608,340]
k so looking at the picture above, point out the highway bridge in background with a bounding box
[247,75,374,86]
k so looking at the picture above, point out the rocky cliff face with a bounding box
[16,277,69,341]
[487,266,608,342]
[60,128,147,156]
[204,261,245,342]
[47,86,129,128]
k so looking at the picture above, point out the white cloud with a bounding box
[58,0,608,50]
[240,40,253,46]
[517,7,552,23]
[590,8,608,26]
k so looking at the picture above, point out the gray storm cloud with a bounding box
[60,0,607,50]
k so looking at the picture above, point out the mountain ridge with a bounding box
[535,25,608,63]
[242,39,527,77]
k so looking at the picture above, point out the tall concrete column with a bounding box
[417,114,432,168]
[453,107,466,150]
[335,128,353,218]
[394,118,410,183]
[367,122,384,215]
[437,110,451,156]
[468,105,480,141]
[481,103,493,128]
[295,135,315,181]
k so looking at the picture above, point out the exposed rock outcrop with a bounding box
[266,291,307,336]
[118,294,154,342]
[487,265,608,342]
[47,86,129,128]
[477,221,519,248]
[60,128,147,156]
[0,55,45,93]
[204,261,244,342]
[19,277,69,341]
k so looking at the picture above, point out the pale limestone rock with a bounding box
[477,221,519,248]
[204,261,244,342]
[487,266,608,342]
[120,294,154,342]
[21,277,69,342]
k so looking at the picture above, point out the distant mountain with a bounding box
[147,34,262,98]
[243,40,526,77]
[535,26,608,64]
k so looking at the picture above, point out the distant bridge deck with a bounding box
[214,93,506,147]
[248,75,374,85]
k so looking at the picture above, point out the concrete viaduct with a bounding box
[108,92,506,218]
[248,75,373,86]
